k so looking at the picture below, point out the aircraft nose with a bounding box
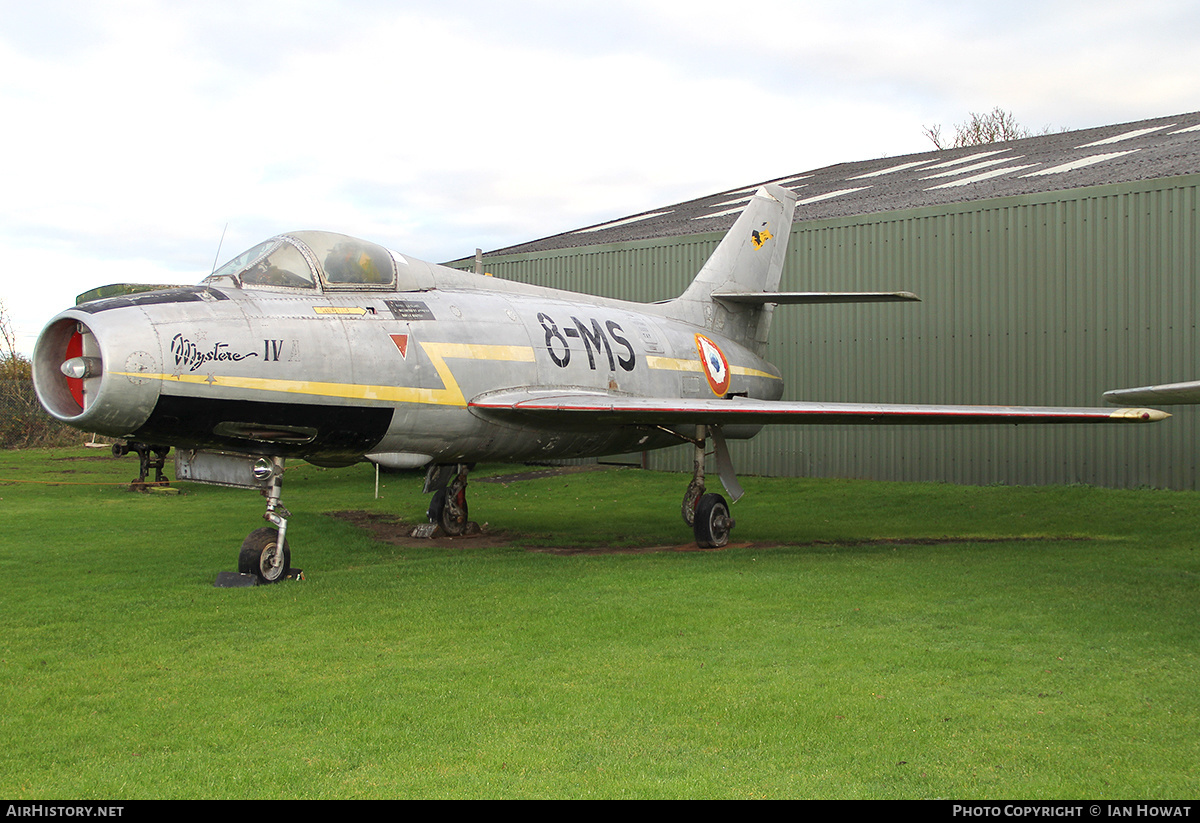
[33,311,161,437]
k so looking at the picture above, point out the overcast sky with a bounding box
[3,0,1199,354]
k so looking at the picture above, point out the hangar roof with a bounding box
[482,111,1200,258]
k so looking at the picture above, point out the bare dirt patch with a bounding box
[324,508,725,554]
[528,543,745,555]
[473,464,617,485]
[326,510,516,549]
[527,535,1086,555]
[327,508,1079,556]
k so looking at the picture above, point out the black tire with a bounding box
[681,484,701,527]
[238,527,292,583]
[427,487,468,536]
[427,487,447,523]
[693,493,733,548]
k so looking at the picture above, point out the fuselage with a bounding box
[34,231,784,467]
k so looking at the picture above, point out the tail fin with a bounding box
[659,184,798,353]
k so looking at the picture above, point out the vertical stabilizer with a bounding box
[659,184,797,353]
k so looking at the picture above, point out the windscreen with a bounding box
[204,239,317,289]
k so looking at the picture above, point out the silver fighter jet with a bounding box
[33,185,1168,581]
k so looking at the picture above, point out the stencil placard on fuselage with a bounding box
[385,299,436,321]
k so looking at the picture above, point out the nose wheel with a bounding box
[238,527,292,583]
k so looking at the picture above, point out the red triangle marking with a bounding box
[390,333,409,359]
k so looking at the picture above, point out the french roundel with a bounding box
[695,334,731,396]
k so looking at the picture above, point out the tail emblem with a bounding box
[751,226,772,250]
[695,334,731,396]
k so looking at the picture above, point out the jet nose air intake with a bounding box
[33,312,160,436]
[35,316,98,418]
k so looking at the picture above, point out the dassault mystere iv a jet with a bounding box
[33,185,1168,582]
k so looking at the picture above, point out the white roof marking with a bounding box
[695,206,751,220]
[708,196,754,210]
[921,156,1024,179]
[921,150,1009,170]
[1078,126,1173,147]
[723,176,812,197]
[849,160,934,179]
[797,187,870,204]
[1022,150,1140,176]
[926,165,1039,188]
[576,211,675,233]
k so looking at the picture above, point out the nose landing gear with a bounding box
[236,455,294,583]
[174,450,301,586]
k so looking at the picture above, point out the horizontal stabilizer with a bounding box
[472,390,1168,426]
[711,291,920,305]
[1104,380,1200,406]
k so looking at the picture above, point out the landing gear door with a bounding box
[175,449,276,490]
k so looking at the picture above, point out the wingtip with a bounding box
[1110,407,1171,422]
[1102,389,1144,405]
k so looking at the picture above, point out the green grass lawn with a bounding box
[0,446,1196,798]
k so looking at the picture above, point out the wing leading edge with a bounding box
[711,291,920,305]
[470,390,1169,425]
[1104,380,1200,406]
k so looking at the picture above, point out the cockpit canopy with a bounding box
[204,231,401,291]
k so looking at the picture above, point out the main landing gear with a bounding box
[112,441,171,491]
[411,433,740,548]
[680,425,739,548]
[419,463,476,537]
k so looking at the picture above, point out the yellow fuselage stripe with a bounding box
[646,355,779,380]
[119,342,536,408]
[115,343,778,408]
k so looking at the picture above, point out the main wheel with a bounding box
[238,527,292,583]
[427,487,468,536]
[693,493,733,548]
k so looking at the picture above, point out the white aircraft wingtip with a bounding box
[1109,407,1171,422]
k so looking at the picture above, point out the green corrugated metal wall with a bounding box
[462,173,1200,489]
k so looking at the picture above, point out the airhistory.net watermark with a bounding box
[6,807,123,817]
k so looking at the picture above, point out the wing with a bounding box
[471,390,1168,425]
[711,291,920,305]
[1104,380,1200,406]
